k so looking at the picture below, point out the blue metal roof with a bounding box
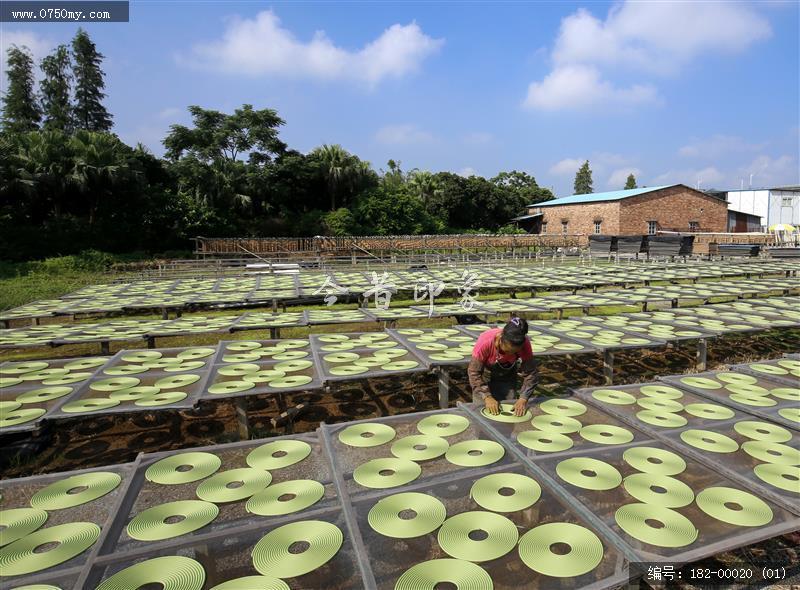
[528,185,674,208]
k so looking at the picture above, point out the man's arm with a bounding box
[517,356,539,400]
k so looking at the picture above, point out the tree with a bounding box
[164,104,287,212]
[311,144,376,210]
[2,46,41,134]
[381,159,405,190]
[40,45,73,132]
[491,170,554,204]
[13,131,75,219]
[624,173,637,190]
[69,130,129,224]
[323,208,360,235]
[355,186,439,235]
[407,170,441,206]
[71,29,113,131]
[574,160,593,195]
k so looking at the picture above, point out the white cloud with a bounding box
[463,132,493,145]
[550,153,632,178]
[524,1,771,111]
[524,64,658,110]
[457,167,477,177]
[553,4,770,76]
[678,135,767,159]
[738,155,798,187]
[183,11,443,87]
[1,30,54,80]
[375,124,435,145]
[653,167,725,189]
[608,167,642,188]
[550,158,585,176]
[157,107,183,120]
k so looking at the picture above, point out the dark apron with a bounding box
[473,358,520,404]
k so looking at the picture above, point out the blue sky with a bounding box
[3,0,798,195]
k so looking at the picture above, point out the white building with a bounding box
[725,185,800,230]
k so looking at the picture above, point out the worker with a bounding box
[468,317,538,416]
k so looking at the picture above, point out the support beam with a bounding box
[146,336,156,349]
[161,307,168,320]
[271,299,278,312]
[603,350,615,385]
[233,397,250,440]
[696,338,708,372]
[100,340,110,355]
[269,327,278,339]
[436,368,450,409]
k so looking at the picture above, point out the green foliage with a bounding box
[491,170,554,205]
[323,208,360,236]
[625,173,637,189]
[355,186,440,235]
[311,144,377,211]
[497,223,527,234]
[574,160,593,195]
[2,46,41,134]
[40,45,73,133]
[71,29,112,131]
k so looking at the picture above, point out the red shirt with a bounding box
[472,328,532,366]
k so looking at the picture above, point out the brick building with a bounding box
[521,184,728,236]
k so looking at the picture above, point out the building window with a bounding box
[689,221,699,232]
[647,221,657,235]
[561,221,568,234]
[782,196,795,207]
[594,220,602,234]
[541,222,547,234]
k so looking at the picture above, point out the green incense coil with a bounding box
[679,376,722,389]
[556,457,622,490]
[209,577,289,590]
[623,474,694,508]
[417,414,470,437]
[517,430,574,453]
[394,559,493,590]
[353,458,422,489]
[437,511,518,562]
[679,429,739,453]
[623,446,686,475]
[154,374,201,389]
[0,522,100,576]
[684,403,735,420]
[251,520,343,578]
[539,398,587,417]
[615,503,698,548]
[16,386,72,404]
[591,389,636,405]
[60,398,120,414]
[445,440,505,467]
[338,423,396,447]
[391,435,449,462]
[126,500,218,541]
[0,508,48,546]
[195,468,271,503]
[518,522,604,577]
[246,479,325,516]
[741,441,800,466]
[135,391,188,407]
[470,472,541,512]
[531,414,582,434]
[695,487,773,526]
[579,424,634,445]
[480,403,531,423]
[30,471,121,509]
[367,492,446,538]
[753,464,800,493]
[145,452,222,485]
[246,440,312,470]
[636,410,688,428]
[95,556,205,590]
[733,421,792,443]
[636,398,684,413]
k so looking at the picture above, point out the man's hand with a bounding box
[513,397,528,417]
[484,396,500,415]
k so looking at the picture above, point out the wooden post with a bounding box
[271,299,278,312]
[161,307,168,320]
[696,338,708,372]
[603,350,614,385]
[234,397,250,440]
[436,368,450,409]
[269,327,278,339]
[146,336,156,349]
[100,340,110,355]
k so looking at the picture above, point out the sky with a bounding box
[2,0,799,196]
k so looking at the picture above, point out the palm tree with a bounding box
[314,144,351,210]
[408,170,441,207]
[15,130,74,219]
[69,130,126,224]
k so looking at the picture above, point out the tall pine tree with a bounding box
[40,45,73,132]
[624,173,637,189]
[71,29,112,131]
[1,45,41,134]
[573,160,593,195]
